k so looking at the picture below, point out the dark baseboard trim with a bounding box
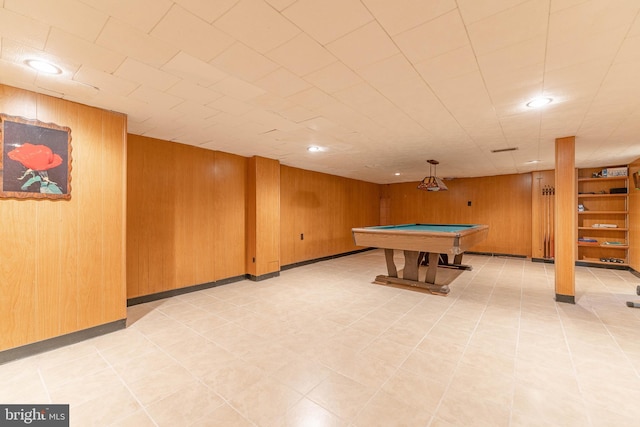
[575,261,629,270]
[246,271,280,281]
[531,257,555,264]
[127,275,246,306]
[0,319,126,365]
[466,251,527,259]
[556,294,576,304]
[281,248,375,271]
[630,268,640,279]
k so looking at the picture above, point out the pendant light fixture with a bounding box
[417,160,448,191]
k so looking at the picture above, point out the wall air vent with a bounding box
[491,147,518,153]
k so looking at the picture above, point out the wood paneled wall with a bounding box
[0,85,126,351]
[629,158,640,272]
[531,170,555,258]
[280,166,380,266]
[246,156,280,276]
[127,135,246,298]
[382,173,533,256]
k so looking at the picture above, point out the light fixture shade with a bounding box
[417,176,448,191]
[417,159,448,191]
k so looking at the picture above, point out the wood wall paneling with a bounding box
[0,84,126,352]
[246,156,280,276]
[384,174,532,256]
[554,136,576,300]
[127,135,247,299]
[280,165,380,266]
[214,151,246,281]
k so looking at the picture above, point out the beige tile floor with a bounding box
[2,250,640,426]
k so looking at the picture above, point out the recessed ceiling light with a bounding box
[394,172,400,176]
[25,59,62,74]
[526,97,552,108]
[526,160,541,164]
[307,146,322,152]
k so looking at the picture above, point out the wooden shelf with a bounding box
[577,243,628,249]
[576,166,629,269]
[578,226,628,231]
[578,176,628,182]
[578,211,627,215]
[578,193,627,198]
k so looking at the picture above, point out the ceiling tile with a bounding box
[254,68,312,98]
[171,100,220,119]
[166,80,224,105]
[129,85,184,109]
[0,38,80,78]
[263,0,297,11]
[266,33,336,77]
[549,0,640,46]
[5,0,108,41]
[211,42,279,82]
[0,7,49,50]
[545,27,627,72]
[357,54,421,89]
[414,45,479,83]
[304,61,362,94]
[457,0,531,24]
[80,0,172,32]
[214,0,301,53]
[211,76,266,101]
[207,95,255,115]
[287,87,337,110]
[46,28,125,74]
[327,21,399,70]
[96,18,179,67]
[161,52,227,87]
[394,9,469,64]
[362,0,457,36]
[174,0,238,23]
[615,34,640,63]
[0,0,639,182]
[467,0,549,56]
[477,36,545,78]
[35,73,100,100]
[73,66,137,96]
[0,58,38,89]
[151,5,235,62]
[114,58,180,91]
[278,105,318,123]
[282,0,373,44]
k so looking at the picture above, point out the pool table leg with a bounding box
[402,250,420,281]
[453,253,463,265]
[425,252,440,284]
[384,249,398,277]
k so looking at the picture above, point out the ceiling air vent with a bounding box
[491,147,518,153]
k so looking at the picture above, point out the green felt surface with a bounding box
[369,224,479,233]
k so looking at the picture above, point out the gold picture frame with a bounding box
[0,114,72,199]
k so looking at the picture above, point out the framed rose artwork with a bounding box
[0,114,72,199]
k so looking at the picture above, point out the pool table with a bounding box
[352,223,489,294]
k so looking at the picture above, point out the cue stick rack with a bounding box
[542,185,555,260]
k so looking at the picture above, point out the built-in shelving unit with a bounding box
[577,167,629,268]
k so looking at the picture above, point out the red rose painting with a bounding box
[7,143,63,171]
[1,114,71,199]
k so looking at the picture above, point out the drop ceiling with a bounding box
[1,0,639,183]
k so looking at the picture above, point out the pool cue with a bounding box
[543,186,549,258]
[550,186,555,258]
[546,185,551,258]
